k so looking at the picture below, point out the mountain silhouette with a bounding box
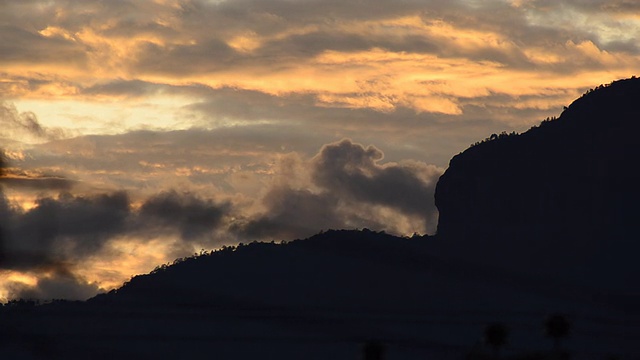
[3,78,640,359]
[434,77,640,293]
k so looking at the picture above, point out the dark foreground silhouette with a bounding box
[3,78,640,359]
[435,77,640,294]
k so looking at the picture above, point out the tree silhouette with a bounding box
[362,340,385,360]
[483,322,508,358]
[544,313,571,352]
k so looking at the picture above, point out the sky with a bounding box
[0,0,639,301]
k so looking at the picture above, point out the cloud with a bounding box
[0,180,237,299]
[2,136,443,300]
[236,186,346,240]
[181,86,533,165]
[0,24,86,66]
[81,79,167,98]
[1,102,46,139]
[312,139,441,220]
[236,139,442,240]
[138,190,231,241]
[133,39,239,76]
[2,192,130,270]
[5,134,443,246]
[0,189,232,271]
[0,171,76,191]
[0,102,66,143]
[1,0,636,167]
[5,269,103,301]
[3,0,636,112]
[15,126,332,198]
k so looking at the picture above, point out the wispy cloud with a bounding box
[2,0,636,116]
[0,102,66,143]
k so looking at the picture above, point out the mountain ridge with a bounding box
[433,77,640,294]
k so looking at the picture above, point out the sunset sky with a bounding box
[1,0,639,301]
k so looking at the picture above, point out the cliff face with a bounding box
[434,77,640,291]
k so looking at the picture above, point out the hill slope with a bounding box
[3,229,638,359]
[434,77,640,293]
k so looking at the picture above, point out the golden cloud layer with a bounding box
[2,1,638,124]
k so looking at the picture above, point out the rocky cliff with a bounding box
[434,77,640,292]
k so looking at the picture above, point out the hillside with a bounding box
[434,77,640,293]
[3,231,638,359]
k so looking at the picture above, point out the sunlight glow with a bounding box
[73,236,184,291]
[0,271,39,302]
[14,95,196,136]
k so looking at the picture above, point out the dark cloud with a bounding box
[81,79,167,98]
[10,134,444,245]
[163,0,430,43]
[312,140,440,220]
[0,25,86,66]
[0,173,76,191]
[183,87,343,125]
[525,0,640,13]
[209,0,426,25]
[257,30,439,58]
[0,0,147,34]
[602,39,640,55]
[235,186,346,240]
[234,184,395,241]
[139,190,231,241]
[0,187,234,272]
[7,270,103,301]
[3,192,130,270]
[98,16,179,40]
[0,176,235,300]
[133,39,239,75]
[600,1,640,12]
[236,139,442,240]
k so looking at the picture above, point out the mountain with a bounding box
[3,79,640,359]
[5,230,637,359]
[434,77,640,293]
